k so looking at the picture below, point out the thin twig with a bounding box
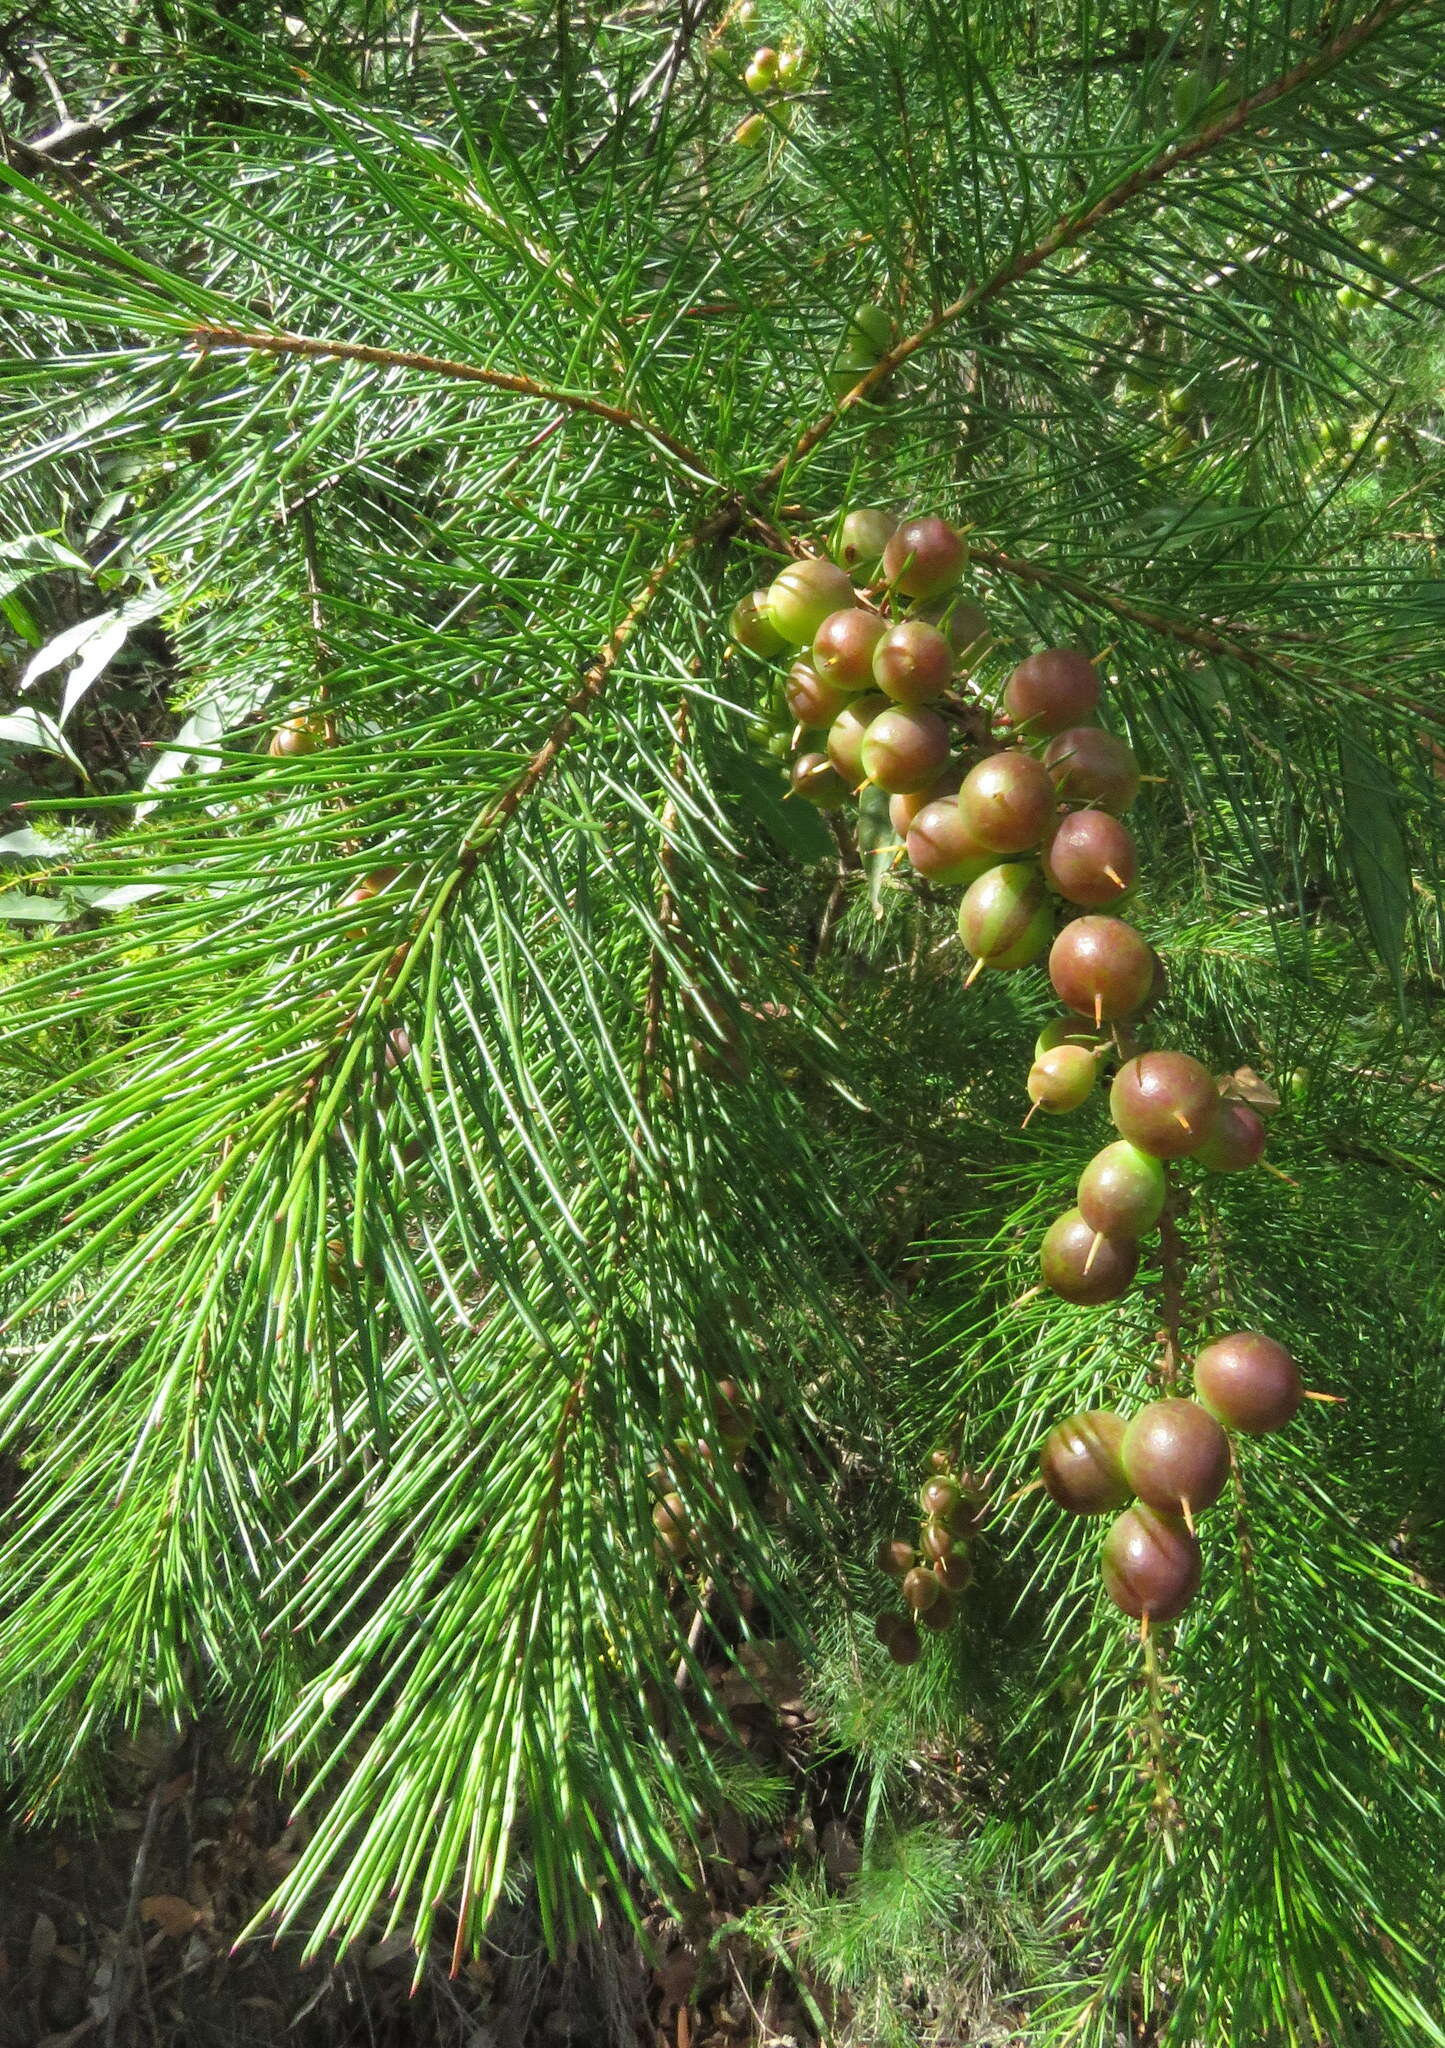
[103,1776,167,2048]
[190,323,721,487]
[760,0,1430,491]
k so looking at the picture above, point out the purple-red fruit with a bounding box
[920,1475,961,1518]
[905,800,994,885]
[1039,1410,1132,1515]
[1101,1506,1201,1623]
[933,1551,973,1595]
[1040,1209,1139,1305]
[861,705,951,793]
[920,1520,955,1562]
[786,659,855,730]
[959,749,1056,854]
[875,1610,923,1664]
[882,516,967,599]
[920,596,989,662]
[1110,1052,1219,1159]
[1043,810,1137,907]
[1196,1098,1267,1173]
[890,763,966,834]
[826,691,890,786]
[872,619,954,704]
[812,607,887,689]
[1048,916,1155,1023]
[1193,1332,1302,1434]
[1121,1398,1231,1515]
[958,863,1052,970]
[1027,1043,1098,1113]
[1044,727,1141,811]
[1003,649,1100,735]
[1077,1141,1166,1237]
[877,1536,916,1578]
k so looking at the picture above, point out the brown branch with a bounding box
[760,0,1429,492]
[190,323,722,488]
[968,542,1442,724]
[1155,1172,1188,1386]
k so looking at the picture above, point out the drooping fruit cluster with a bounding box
[728,508,993,849]
[1040,1331,1303,1623]
[650,1377,760,1565]
[873,1451,987,1665]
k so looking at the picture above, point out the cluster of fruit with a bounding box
[873,1454,988,1666]
[730,32,810,146]
[650,1377,759,1566]
[1039,1332,1303,1625]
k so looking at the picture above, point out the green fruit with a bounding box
[1121,1398,1230,1515]
[268,714,325,758]
[730,588,786,657]
[743,44,779,90]
[766,557,855,644]
[1077,1140,1166,1237]
[825,691,890,787]
[1337,283,1367,311]
[1039,1410,1132,1515]
[958,862,1052,970]
[860,705,951,794]
[733,112,767,147]
[847,302,893,356]
[1027,1042,1098,1114]
[776,46,804,82]
[1035,1015,1103,1060]
[835,507,897,579]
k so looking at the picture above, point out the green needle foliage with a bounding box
[1,0,1444,2037]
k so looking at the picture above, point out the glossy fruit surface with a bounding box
[1044,726,1141,811]
[933,1552,973,1594]
[919,1520,954,1562]
[1039,1409,1132,1515]
[1048,916,1154,1021]
[876,1536,916,1578]
[872,619,953,704]
[1196,1098,1267,1173]
[269,714,324,758]
[732,113,766,147]
[1043,810,1137,907]
[784,659,851,730]
[826,691,890,786]
[902,1565,942,1613]
[1040,1208,1139,1304]
[652,1492,691,1557]
[731,589,785,657]
[1027,1043,1098,1113]
[1110,1052,1219,1158]
[1194,1331,1302,1433]
[1121,1398,1230,1514]
[767,557,855,644]
[1077,1140,1166,1237]
[743,44,778,88]
[836,507,897,577]
[1101,1506,1201,1622]
[905,799,994,886]
[958,749,1055,854]
[790,751,849,809]
[812,607,887,688]
[958,863,1052,969]
[1003,649,1099,735]
[919,596,989,662]
[890,763,966,834]
[1035,1015,1103,1060]
[920,1475,960,1518]
[882,516,967,599]
[860,705,951,793]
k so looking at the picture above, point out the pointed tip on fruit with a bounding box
[1083,1230,1103,1276]
[963,956,986,988]
[1103,864,1125,888]
[1173,1110,1194,1132]
[1180,1499,1195,1536]
[1093,992,1103,1028]
[1021,1101,1041,1129]
[1302,1388,1346,1403]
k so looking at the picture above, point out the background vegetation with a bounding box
[2,0,1444,2040]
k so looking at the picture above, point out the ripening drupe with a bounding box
[1101,1506,1201,1623]
[836,507,897,578]
[790,751,850,809]
[882,515,967,599]
[860,705,951,793]
[730,589,786,658]
[959,862,1052,971]
[1077,1140,1166,1237]
[1039,1409,1132,1515]
[1003,648,1100,735]
[1193,1331,1302,1434]
[1040,1208,1139,1304]
[872,618,954,704]
[767,557,855,644]
[826,691,890,786]
[1048,915,1155,1023]
[1110,1051,1219,1158]
[1121,1398,1231,1515]
[813,607,888,689]
[1195,1098,1267,1173]
[1043,810,1137,907]
[958,749,1056,854]
[1044,726,1141,811]
[1027,1043,1098,1113]
[905,799,995,886]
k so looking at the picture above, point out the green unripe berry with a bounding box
[958,862,1052,971]
[766,558,855,644]
[730,588,786,657]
